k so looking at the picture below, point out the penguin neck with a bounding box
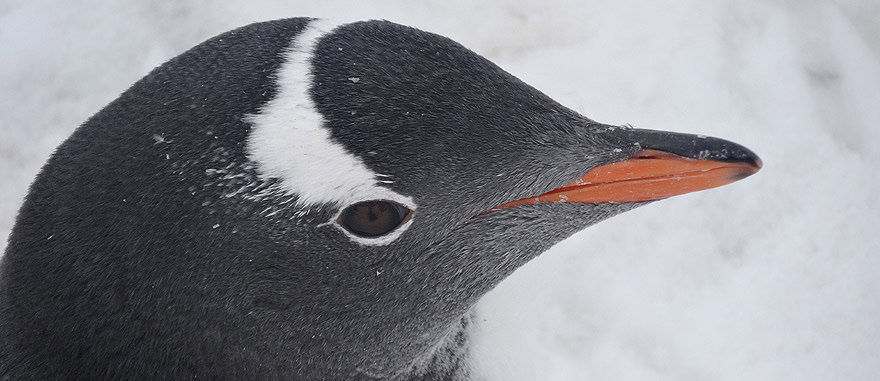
[394,312,475,381]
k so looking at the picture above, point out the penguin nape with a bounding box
[0,18,761,380]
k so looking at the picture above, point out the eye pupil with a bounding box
[338,201,411,238]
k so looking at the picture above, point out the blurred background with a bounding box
[1,0,878,379]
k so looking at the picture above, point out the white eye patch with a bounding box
[245,18,416,246]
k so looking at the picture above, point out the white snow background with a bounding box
[1,0,879,379]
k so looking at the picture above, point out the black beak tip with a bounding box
[721,143,762,170]
[745,154,763,170]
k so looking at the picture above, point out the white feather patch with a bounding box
[245,19,416,245]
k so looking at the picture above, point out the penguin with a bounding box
[0,18,760,380]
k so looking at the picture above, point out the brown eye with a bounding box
[337,201,412,238]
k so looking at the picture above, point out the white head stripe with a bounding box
[245,19,416,246]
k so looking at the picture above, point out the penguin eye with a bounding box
[337,201,412,238]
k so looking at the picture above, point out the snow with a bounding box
[1,1,878,379]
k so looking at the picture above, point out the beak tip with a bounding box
[723,151,761,184]
[729,166,759,182]
[738,149,762,172]
[723,148,762,182]
[751,156,763,170]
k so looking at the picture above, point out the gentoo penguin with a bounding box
[0,18,760,380]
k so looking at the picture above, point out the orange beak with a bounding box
[491,149,762,210]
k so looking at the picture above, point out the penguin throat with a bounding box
[395,314,473,380]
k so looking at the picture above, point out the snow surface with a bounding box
[1,0,879,379]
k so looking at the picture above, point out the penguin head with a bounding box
[0,18,760,379]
